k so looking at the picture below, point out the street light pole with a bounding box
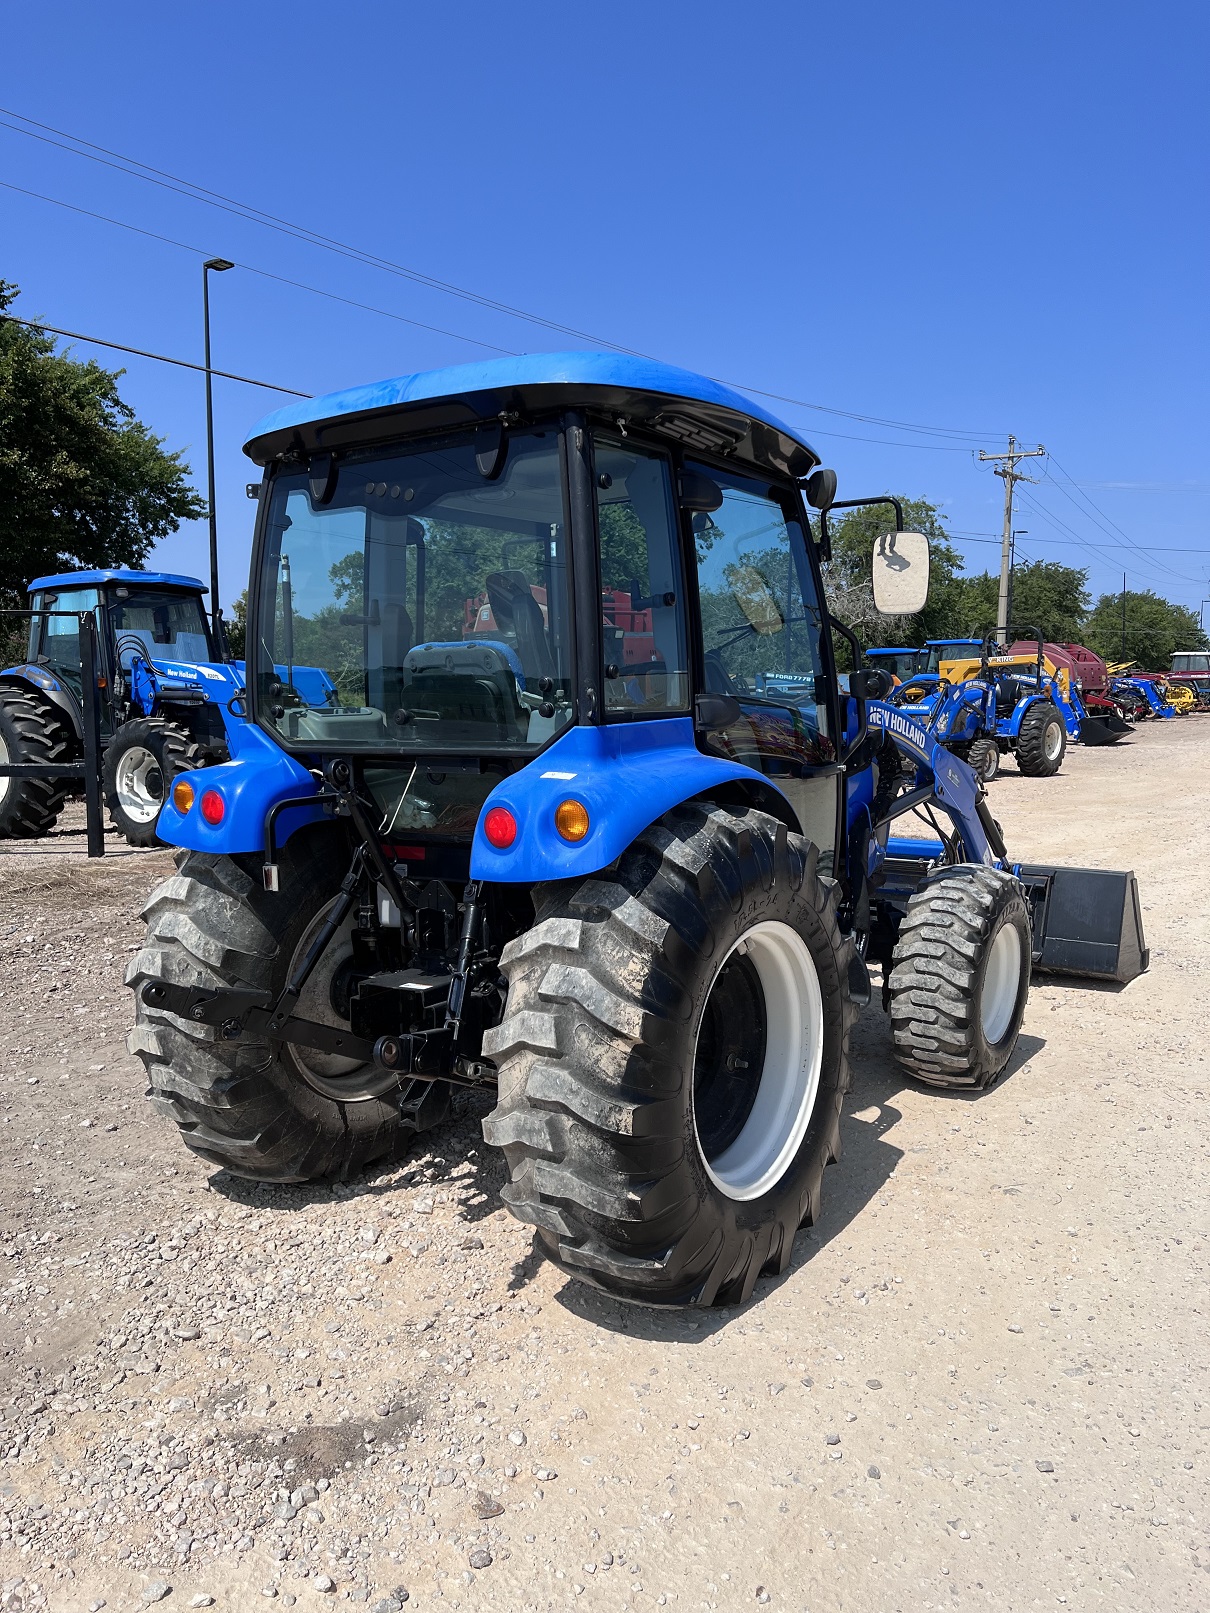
[203,258,234,654]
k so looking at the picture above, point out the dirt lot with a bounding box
[0,723,1206,1613]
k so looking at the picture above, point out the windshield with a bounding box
[255,427,574,753]
[110,591,212,665]
[924,641,981,673]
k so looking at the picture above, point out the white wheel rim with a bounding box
[981,921,1023,1044]
[0,731,9,808]
[1044,721,1063,760]
[115,745,164,823]
[692,920,824,1202]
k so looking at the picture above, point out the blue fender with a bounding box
[1,661,64,695]
[154,719,323,853]
[470,717,784,883]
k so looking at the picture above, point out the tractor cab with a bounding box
[922,637,982,674]
[864,646,922,683]
[23,570,216,727]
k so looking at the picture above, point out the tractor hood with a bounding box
[243,352,820,483]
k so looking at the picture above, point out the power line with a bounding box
[0,103,1010,446]
[2,313,310,395]
[0,179,515,356]
[1042,452,1200,587]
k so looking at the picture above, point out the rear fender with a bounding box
[153,719,322,853]
[471,717,786,883]
[0,668,83,740]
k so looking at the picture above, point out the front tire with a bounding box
[481,804,857,1307]
[0,689,73,838]
[1016,701,1067,776]
[887,865,1031,1090]
[103,717,201,846]
[126,829,449,1181]
[966,736,1000,782]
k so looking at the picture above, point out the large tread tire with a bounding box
[0,689,73,838]
[481,803,858,1308]
[887,865,1031,1091]
[125,827,449,1182]
[1015,701,1067,777]
[104,716,203,847]
[965,736,1000,782]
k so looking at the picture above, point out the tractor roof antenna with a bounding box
[979,437,1045,645]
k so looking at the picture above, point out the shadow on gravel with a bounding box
[200,1091,517,1234]
[550,1022,1052,1341]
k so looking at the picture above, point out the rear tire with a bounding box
[126,828,449,1181]
[103,717,201,847]
[482,804,857,1307]
[1016,701,1067,776]
[0,689,73,838]
[887,865,1030,1090]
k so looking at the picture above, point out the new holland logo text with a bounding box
[867,704,930,756]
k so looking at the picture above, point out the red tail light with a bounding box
[200,789,225,825]
[483,806,517,848]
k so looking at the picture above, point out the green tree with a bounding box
[1083,588,1208,667]
[226,589,248,658]
[822,496,965,653]
[0,280,205,614]
[948,559,1090,643]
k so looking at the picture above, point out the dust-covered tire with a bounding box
[966,736,1000,782]
[1016,701,1067,776]
[0,689,73,838]
[103,717,201,847]
[887,865,1031,1090]
[481,804,858,1308]
[126,827,449,1181]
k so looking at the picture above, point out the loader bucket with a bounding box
[1017,865,1149,984]
[1078,713,1131,744]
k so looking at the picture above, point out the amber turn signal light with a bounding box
[554,799,590,841]
[171,779,195,814]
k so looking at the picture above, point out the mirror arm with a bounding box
[826,494,906,531]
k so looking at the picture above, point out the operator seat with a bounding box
[485,570,556,685]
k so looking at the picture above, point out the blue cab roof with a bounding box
[28,569,207,595]
[244,351,819,479]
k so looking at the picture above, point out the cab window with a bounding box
[594,438,689,716]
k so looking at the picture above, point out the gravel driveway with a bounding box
[0,722,1206,1613]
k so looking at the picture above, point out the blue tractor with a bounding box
[862,646,924,683]
[0,568,338,846]
[0,570,247,845]
[890,630,1127,782]
[126,354,1148,1309]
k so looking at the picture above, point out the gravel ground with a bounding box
[0,724,1207,1613]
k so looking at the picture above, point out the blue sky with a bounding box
[2,1,1207,620]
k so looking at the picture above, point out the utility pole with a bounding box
[979,437,1046,642]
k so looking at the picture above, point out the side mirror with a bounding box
[804,468,837,510]
[871,530,930,616]
[679,471,723,512]
[695,692,740,732]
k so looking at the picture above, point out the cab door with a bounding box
[685,463,843,871]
